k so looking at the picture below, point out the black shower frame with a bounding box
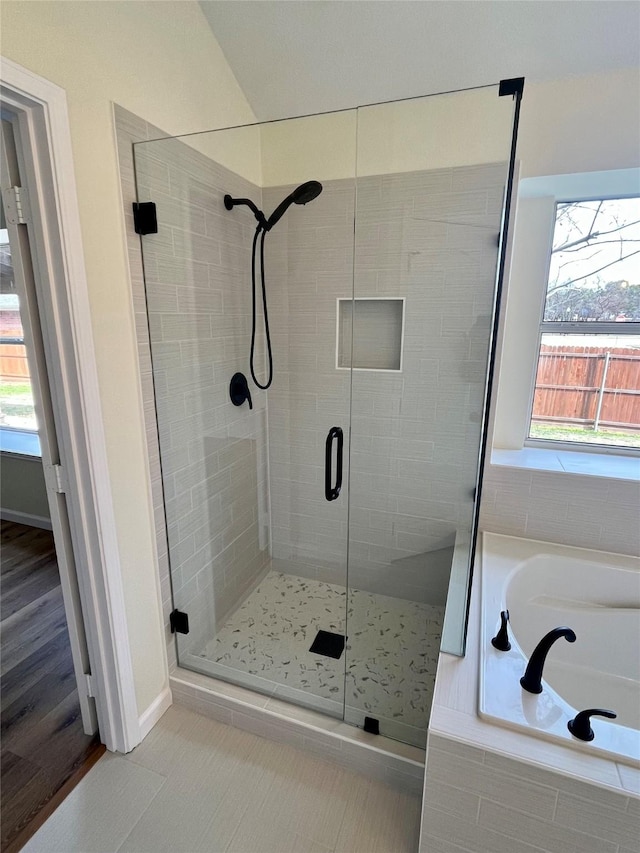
[133,76,525,659]
[464,76,525,654]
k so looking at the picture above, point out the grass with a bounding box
[0,381,36,424]
[529,422,640,449]
[0,382,32,397]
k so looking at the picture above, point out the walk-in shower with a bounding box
[133,82,520,748]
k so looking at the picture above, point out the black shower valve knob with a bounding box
[230,372,253,409]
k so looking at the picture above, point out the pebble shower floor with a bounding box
[197,571,444,747]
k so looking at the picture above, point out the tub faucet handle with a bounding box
[491,610,511,651]
[568,708,617,742]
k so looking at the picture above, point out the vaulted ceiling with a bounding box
[200,1,640,120]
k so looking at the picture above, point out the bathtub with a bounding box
[479,533,640,767]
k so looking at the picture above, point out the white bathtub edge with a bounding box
[429,530,640,799]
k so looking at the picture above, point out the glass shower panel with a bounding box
[345,88,516,746]
[134,111,356,716]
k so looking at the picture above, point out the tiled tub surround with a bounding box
[480,459,640,559]
[420,531,640,853]
[182,570,444,747]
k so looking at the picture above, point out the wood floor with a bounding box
[1,520,104,853]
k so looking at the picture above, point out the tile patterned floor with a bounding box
[23,705,422,853]
[198,571,443,745]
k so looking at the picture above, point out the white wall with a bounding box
[0,0,257,716]
[0,454,50,524]
[517,68,640,179]
[493,195,555,450]
[260,86,513,186]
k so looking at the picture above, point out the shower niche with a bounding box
[337,298,405,371]
[133,84,518,748]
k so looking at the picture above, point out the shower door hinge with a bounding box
[84,672,95,698]
[3,186,31,225]
[170,609,190,635]
[363,716,380,735]
[132,201,158,235]
[44,462,68,494]
[499,77,525,99]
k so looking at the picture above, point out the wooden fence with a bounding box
[532,345,640,431]
[0,343,31,381]
[3,340,639,431]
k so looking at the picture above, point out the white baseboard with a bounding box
[0,508,53,530]
[138,686,172,741]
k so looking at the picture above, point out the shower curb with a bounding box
[169,668,425,795]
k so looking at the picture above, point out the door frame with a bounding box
[1,115,98,734]
[0,57,140,753]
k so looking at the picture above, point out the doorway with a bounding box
[0,113,105,851]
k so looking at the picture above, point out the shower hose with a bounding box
[250,225,273,390]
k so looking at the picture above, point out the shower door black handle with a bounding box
[325,426,343,501]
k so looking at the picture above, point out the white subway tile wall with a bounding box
[480,464,640,557]
[135,138,271,658]
[420,733,639,853]
[261,180,353,591]
[263,164,507,604]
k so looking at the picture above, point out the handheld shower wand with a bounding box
[224,181,323,390]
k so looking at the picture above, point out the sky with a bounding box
[548,196,640,294]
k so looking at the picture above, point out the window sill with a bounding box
[491,447,640,483]
[0,428,41,458]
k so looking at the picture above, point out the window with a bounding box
[528,197,640,451]
[0,228,38,434]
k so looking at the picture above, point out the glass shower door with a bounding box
[344,87,517,746]
[134,112,356,717]
[134,87,519,744]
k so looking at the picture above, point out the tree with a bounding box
[544,280,640,321]
[545,198,640,320]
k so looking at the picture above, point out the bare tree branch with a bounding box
[552,218,640,253]
[559,238,640,253]
[547,250,640,294]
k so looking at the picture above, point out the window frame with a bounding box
[523,193,640,457]
[0,277,40,445]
